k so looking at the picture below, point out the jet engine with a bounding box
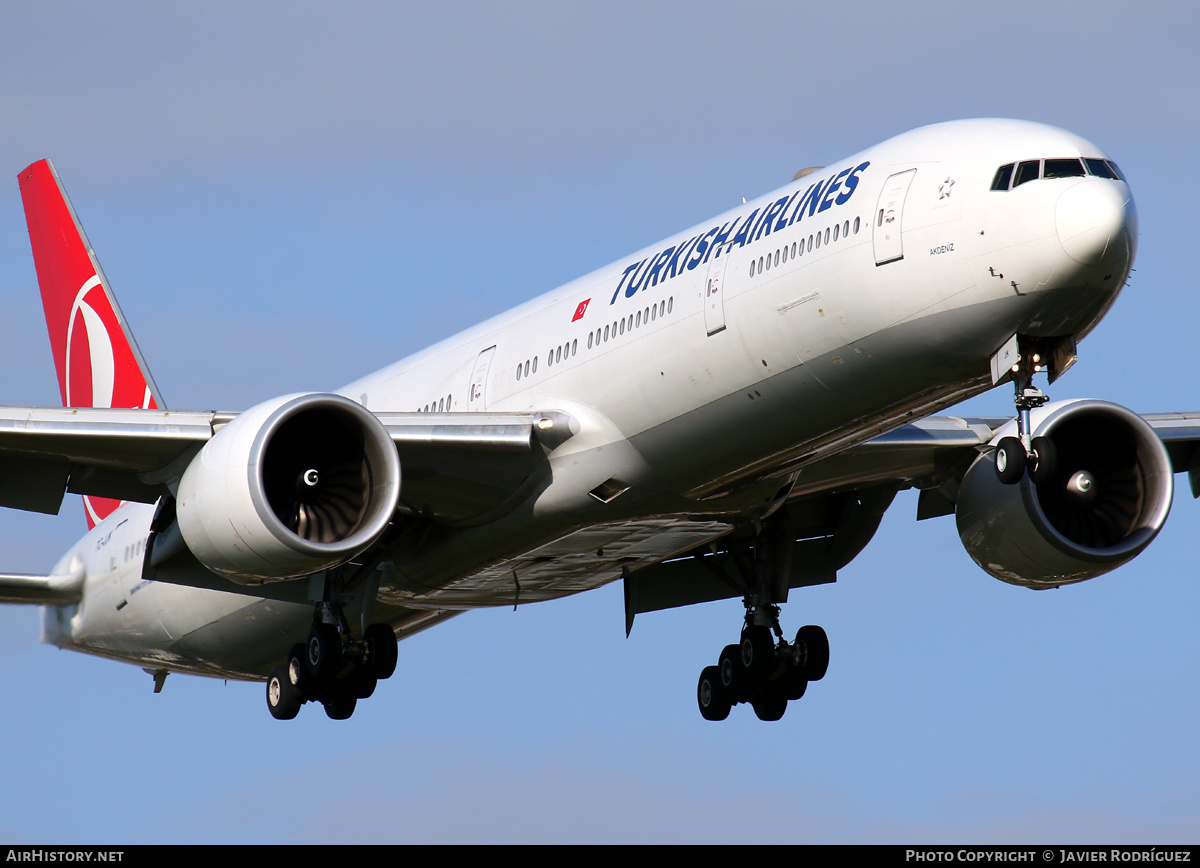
[955,400,1173,588]
[176,393,401,583]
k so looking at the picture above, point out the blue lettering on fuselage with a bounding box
[606,160,870,305]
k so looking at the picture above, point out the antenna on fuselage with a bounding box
[793,166,824,181]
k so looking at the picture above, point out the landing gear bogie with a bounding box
[264,618,399,721]
[696,612,828,722]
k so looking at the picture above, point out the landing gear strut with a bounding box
[265,601,399,721]
[694,517,831,722]
[994,343,1057,485]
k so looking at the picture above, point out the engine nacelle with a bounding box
[956,400,1173,588]
[177,393,401,583]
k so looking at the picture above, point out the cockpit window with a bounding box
[991,157,1127,191]
[1084,158,1118,180]
[1043,158,1085,179]
[1013,160,1041,188]
[991,164,1014,191]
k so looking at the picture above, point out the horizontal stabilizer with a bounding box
[0,569,83,605]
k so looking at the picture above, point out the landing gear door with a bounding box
[873,169,916,266]
[468,345,496,411]
[704,248,730,336]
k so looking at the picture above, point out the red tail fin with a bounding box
[18,159,165,527]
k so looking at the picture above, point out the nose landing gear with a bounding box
[993,342,1058,485]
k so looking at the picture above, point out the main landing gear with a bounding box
[266,603,399,721]
[697,605,829,721]
[993,346,1057,485]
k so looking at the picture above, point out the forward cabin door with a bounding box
[873,169,916,266]
[468,345,496,410]
[704,248,730,336]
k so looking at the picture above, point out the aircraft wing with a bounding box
[621,409,1200,625]
[0,405,568,522]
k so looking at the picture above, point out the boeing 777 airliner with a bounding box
[2,118,1193,722]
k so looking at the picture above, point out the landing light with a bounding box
[537,417,554,430]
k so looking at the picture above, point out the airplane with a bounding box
[2,118,1194,723]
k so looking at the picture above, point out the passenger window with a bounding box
[991,164,1014,191]
[1013,160,1040,187]
[833,224,839,242]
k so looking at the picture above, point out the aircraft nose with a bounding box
[1056,179,1138,266]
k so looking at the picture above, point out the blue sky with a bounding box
[1,1,1199,843]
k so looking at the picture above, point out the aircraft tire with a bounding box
[1029,436,1057,484]
[740,626,775,681]
[287,643,314,699]
[348,667,378,699]
[364,623,398,680]
[697,666,731,721]
[322,685,357,721]
[751,690,787,722]
[306,624,342,683]
[267,665,302,720]
[718,644,743,702]
[994,437,1026,484]
[781,666,808,701]
[796,625,829,681]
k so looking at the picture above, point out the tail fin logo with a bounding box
[66,276,116,409]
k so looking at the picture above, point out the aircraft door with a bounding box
[704,250,730,336]
[468,345,496,411]
[873,169,916,266]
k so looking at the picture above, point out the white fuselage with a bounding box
[44,119,1138,680]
